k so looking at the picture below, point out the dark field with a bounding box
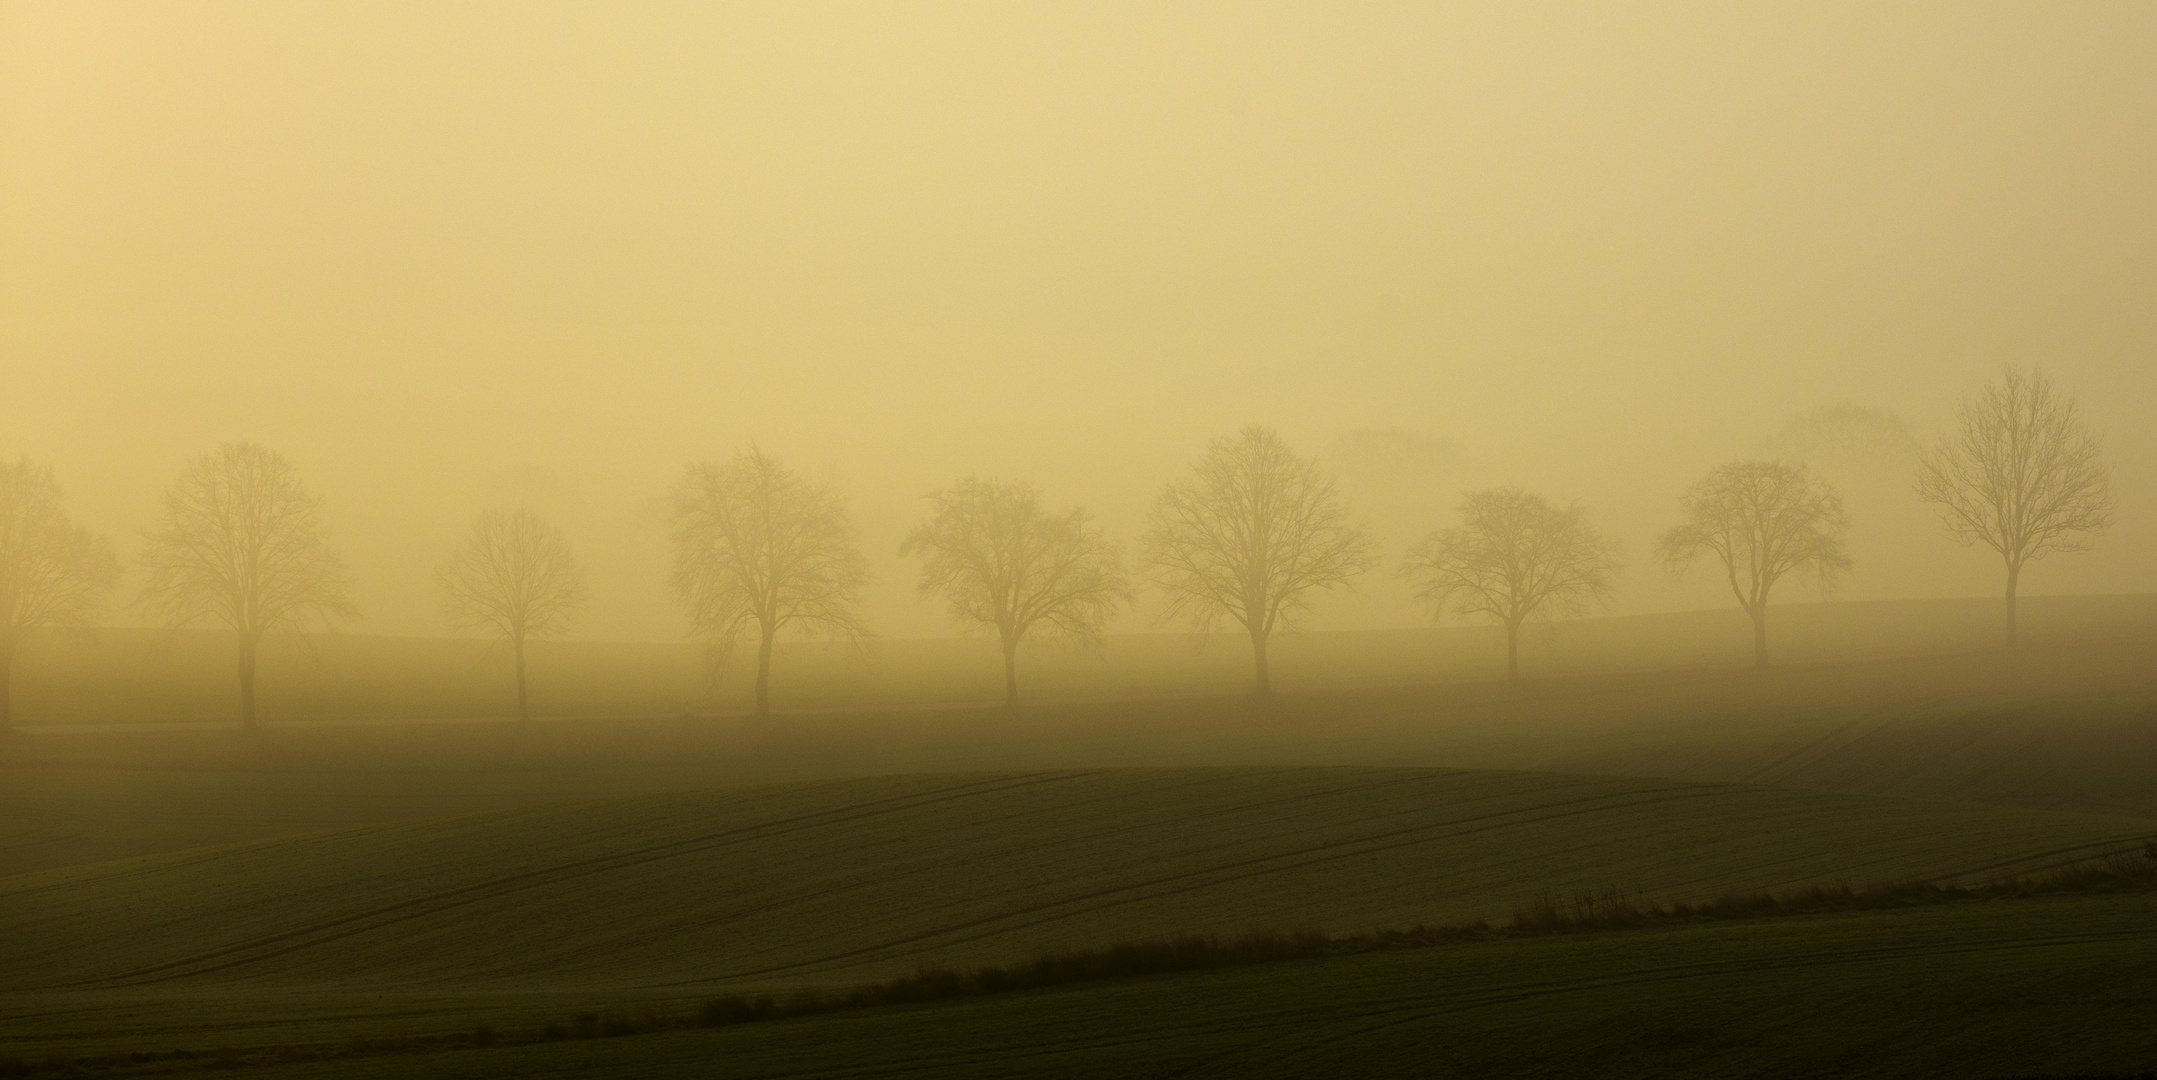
[3,596,2155,1076]
[226,893,2157,1080]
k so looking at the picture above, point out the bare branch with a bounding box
[904,477,1127,642]
[902,477,1128,702]
[1913,367,2110,646]
[1659,459,1849,666]
[669,448,868,713]
[1143,426,1375,692]
[1400,487,1619,634]
[438,506,587,644]
[0,456,121,644]
[1914,366,2111,568]
[138,443,356,636]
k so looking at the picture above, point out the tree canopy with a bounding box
[902,477,1127,705]
[670,448,867,715]
[0,458,120,728]
[139,443,355,727]
[1915,367,2110,645]
[1658,459,1849,668]
[439,506,588,721]
[1402,487,1618,683]
[1145,426,1374,693]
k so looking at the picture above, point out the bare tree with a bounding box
[1658,460,1850,668]
[438,506,588,723]
[669,448,867,716]
[1145,426,1375,694]
[139,443,356,729]
[901,477,1128,706]
[0,458,120,729]
[1915,367,2111,646]
[1400,487,1619,684]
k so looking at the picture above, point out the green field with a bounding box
[209,891,2157,1080]
[7,605,2156,883]
[4,598,2156,1075]
[3,766,2153,1067]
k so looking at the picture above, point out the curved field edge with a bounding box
[19,891,2157,1079]
[2,768,2149,997]
[8,629,2157,889]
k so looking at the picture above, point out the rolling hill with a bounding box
[224,890,2157,1080]
[3,766,2150,1063]
[6,619,2156,882]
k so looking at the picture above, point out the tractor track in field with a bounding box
[33,773,1090,990]
[9,768,2150,1000]
[656,780,1737,985]
[1162,917,2157,1079]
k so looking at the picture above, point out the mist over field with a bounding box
[6,4,2157,1078]
[7,2,2154,646]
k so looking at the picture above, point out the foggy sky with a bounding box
[5,2,2153,641]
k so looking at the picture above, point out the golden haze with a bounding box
[4,2,2153,641]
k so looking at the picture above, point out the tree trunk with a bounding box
[755,624,775,717]
[1750,604,1769,669]
[513,634,530,723]
[238,628,262,730]
[2005,560,2021,648]
[1001,633,1020,707]
[1505,621,1521,685]
[1249,625,1272,695]
[0,633,15,731]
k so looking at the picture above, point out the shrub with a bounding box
[1510,892,1565,933]
[698,994,775,1026]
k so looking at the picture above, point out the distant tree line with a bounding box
[0,367,2115,728]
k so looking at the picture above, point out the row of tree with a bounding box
[0,368,2113,727]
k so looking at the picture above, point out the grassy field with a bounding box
[3,597,2153,1075]
[5,613,2155,882]
[8,594,2152,724]
[2,767,2151,1065]
[211,890,2157,1080]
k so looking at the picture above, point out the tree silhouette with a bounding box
[1401,487,1619,684]
[1658,460,1849,668]
[1145,426,1375,694]
[438,506,588,723]
[139,443,355,729]
[902,477,1128,706]
[1915,367,2111,646]
[669,448,867,716]
[0,458,120,730]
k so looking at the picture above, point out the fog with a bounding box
[6,1,2154,642]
